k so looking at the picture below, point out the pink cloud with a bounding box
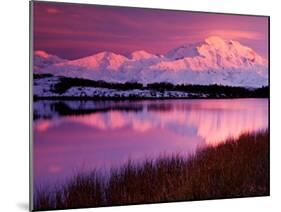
[46,7,60,14]
[207,30,262,41]
[34,2,268,59]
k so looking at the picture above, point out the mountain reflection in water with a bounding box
[33,99,268,186]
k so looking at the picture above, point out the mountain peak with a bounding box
[63,51,128,71]
[96,51,119,57]
[205,36,226,46]
[34,50,66,72]
[34,50,66,60]
[35,50,50,59]
[130,50,156,60]
[165,42,202,60]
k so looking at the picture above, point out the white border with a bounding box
[1,0,280,212]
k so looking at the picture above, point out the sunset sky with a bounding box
[33,1,269,60]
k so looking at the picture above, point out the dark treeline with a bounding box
[34,74,269,98]
[51,76,143,94]
[147,82,269,98]
[33,73,53,79]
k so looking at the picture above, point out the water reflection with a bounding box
[33,99,268,186]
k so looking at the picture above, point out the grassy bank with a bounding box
[34,130,269,211]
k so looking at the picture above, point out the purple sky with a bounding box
[34,1,269,60]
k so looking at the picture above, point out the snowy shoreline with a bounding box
[33,75,268,100]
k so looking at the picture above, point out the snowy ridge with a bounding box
[33,76,200,98]
[34,50,67,72]
[35,36,268,87]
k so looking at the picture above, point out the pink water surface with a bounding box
[33,99,268,187]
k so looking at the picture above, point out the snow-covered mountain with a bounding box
[34,50,67,72]
[35,36,268,87]
[130,50,159,60]
[165,42,202,60]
